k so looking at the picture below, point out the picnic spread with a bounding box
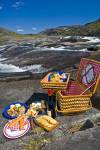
[2,58,100,139]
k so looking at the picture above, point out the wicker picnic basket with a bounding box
[40,72,70,90]
[56,58,100,114]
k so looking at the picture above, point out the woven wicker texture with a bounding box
[56,58,100,113]
[56,91,92,113]
[40,72,70,89]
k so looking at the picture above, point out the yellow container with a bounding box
[40,72,70,90]
[56,58,100,114]
[56,88,92,114]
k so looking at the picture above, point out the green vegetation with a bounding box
[0,27,46,44]
[40,19,100,36]
[89,52,100,62]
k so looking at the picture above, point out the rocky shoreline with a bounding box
[0,34,100,150]
[0,77,100,150]
[0,58,100,149]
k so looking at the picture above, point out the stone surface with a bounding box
[0,78,100,150]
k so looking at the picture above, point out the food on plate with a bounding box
[7,109,15,116]
[10,104,15,109]
[26,109,37,118]
[7,104,26,117]
[19,117,24,130]
[8,115,25,130]
[18,106,26,115]
[30,102,41,110]
[30,101,47,111]
[26,101,47,118]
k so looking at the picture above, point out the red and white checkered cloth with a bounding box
[9,118,28,131]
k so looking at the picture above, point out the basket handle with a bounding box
[65,73,70,86]
[80,80,96,95]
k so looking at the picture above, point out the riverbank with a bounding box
[0,50,100,150]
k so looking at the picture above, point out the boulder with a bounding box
[87,46,100,51]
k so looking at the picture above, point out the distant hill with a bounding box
[0,27,15,35]
[0,27,44,44]
[0,27,20,44]
[40,19,100,36]
[0,19,100,44]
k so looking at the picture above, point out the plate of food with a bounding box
[3,115,30,139]
[2,102,28,119]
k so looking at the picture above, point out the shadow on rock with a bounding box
[91,95,100,110]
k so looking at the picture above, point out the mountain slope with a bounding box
[0,19,100,45]
[0,27,19,44]
[40,19,100,36]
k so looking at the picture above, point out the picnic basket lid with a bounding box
[77,58,100,94]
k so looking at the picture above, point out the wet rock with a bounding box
[60,36,89,43]
[87,46,100,51]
